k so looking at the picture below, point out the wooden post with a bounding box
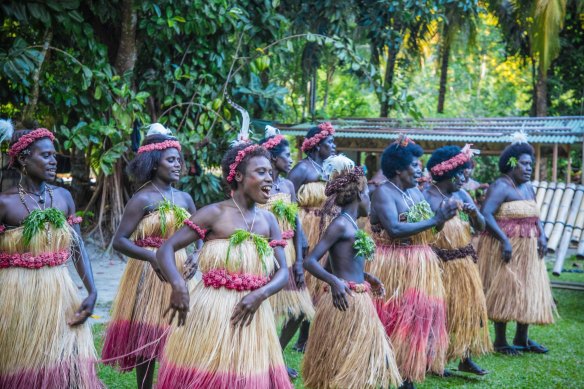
[566,144,571,184]
[296,136,302,162]
[582,138,584,184]
[535,143,541,181]
[552,144,558,182]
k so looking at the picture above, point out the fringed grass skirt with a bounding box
[369,244,447,383]
[441,258,491,361]
[0,266,101,388]
[478,234,556,324]
[101,248,187,370]
[269,239,314,322]
[157,282,292,388]
[303,287,402,389]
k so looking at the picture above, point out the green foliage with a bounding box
[226,229,273,273]
[271,199,298,230]
[406,200,435,223]
[508,156,518,168]
[22,208,66,246]
[157,199,190,237]
[353,229,375,261]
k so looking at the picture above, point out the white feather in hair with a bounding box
[147,123,172,137]
[265,125,280,138]
[511,130,528,145]
[225,94,250,145]
[0,119,14,143]
[323,154,355,180]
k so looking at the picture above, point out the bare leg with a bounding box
[135,357,155,389]
[493,321,519,355]
[458,355,489,375]
[280,315,304,379]
[293,320,310,352]
[513,322,548,353]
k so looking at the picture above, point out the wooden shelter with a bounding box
[276,116,584,184]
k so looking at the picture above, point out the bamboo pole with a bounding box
[577,238,584,259]
[535,181,548,208]
[544,182,565,237]
[547,183,575,253]
[553,227,573,276]
[535,144,541,181]
[566,144,571,184]
[539,182,557,224]
[571,186,584,243]
[552,144,558,182]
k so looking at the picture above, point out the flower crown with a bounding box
[262,135,285,150]
[137,139,181,154]
[8,128,55,165]
[430,144,477,177]
[301,122,335,152]
[226,143,260,183]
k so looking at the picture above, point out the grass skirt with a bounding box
[477,201,556,324]
[157,240,292,389]
[303,286,402,389]
[102,211,188,371]
[434,216,491,361]
[368,228,447,382]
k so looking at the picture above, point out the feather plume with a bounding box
[511,130,529,145]
[147,123,172,137]
[225,94,250,145]
[0,119,14,143]
[323,154,355,180]
[265,125,280,138]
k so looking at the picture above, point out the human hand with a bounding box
[293,261,305,288]
[231,291,264,328]
[462,202,479,216]
[538,235,548,259]
[164,282,189,326]
[183,251,199,281]
[330,277,352,311]
[502,239,512,263]
[68,292,96,326]
[367,275,386,298]
[435,199,458,223]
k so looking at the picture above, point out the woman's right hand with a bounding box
[502,239,513,263]
[330,277,352,311]
[164,282,189,326]
[435,200,458,224]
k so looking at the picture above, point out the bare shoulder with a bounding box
[457,189,474,203]
[281,178,296,194]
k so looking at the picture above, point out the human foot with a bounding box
[494,344,521,356]
[458,359,489,375]
[513,339,549,354]
[398,379,415,389]
[286,366,298,379]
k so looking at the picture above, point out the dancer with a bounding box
[287,122,336,351]
[259,126,314,379]
[101,125,197,389]
[155,138,292,388]
[478,132,555,355]
[424,145,491,375]
[0,123,101,388]
[303,155,402,389]
[368,136,457,388]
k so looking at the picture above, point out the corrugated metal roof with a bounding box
[275,117,584,144]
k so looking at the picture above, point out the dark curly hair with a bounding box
[381,141,424,178]
[259,135,290,159]
[498,143,535,174]
[221,142,271,190]
[10,128,53,170]
[333,175,367,207]
[426,145,470,182]
[126,134,183,186]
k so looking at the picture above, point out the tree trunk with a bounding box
[380,46,398,117]
[70,146,92,207]
[437,27,451,114]
[535,68,548,116]
[22,29,53,121]
[114,0,137,74]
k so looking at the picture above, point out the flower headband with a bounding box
[301,122,335,152]
[430,144,477,177]
[325,166,365,196]
[393,134,415,148]
[8,128,55,165]
[226,143,260,183]
[137,140,181,154]
[262,134,285,150]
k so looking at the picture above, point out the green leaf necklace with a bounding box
[18,183,63,245]
[341,211,376,261]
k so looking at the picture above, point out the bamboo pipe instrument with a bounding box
[535,181,548,208]
[548,184,575,252]
[544,182,565,237]
[571,186,584,243]
[552,227,573,276]
[539,182,557,223]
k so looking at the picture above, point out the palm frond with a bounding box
[531,0,567,72]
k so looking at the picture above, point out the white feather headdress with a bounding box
[323,154,355,180]
[0,119,14,143]
[511,130,528,145]
[265,125,280,138]
[225,94,250,145]
[147,122,172,137]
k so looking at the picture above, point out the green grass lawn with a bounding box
[94,259,584,388]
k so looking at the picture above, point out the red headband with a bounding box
[430,144,474,177]
[8,128,55,165]
[262,135,285,150]
[137,140,181,154]
[226,143,260,183]
[301,122,335,152]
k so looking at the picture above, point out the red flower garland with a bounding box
[262,135,285,150]
[0,225,5,234]
[67,215,83,225]
[269,239,288,248]
[8,128,55,165]
[137,140,181,154]
[184,219,207,239]
[202,268,269,291]
[430,144,474,177]
[301,122,335,152]
[0,249,69,269]
[134,236,165,248]
[226,144,260,183]
[281,230,294,239]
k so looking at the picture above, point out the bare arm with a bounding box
[288,162,308,193]
[112,195,157,263]
[481,180,512,262]
[64,189,97,326]
[288,181,305,288]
